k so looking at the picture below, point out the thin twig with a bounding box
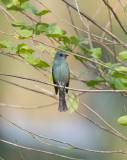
[1,72,127,93]
[0,114,127,155]
[61,0,127,47]
[0,139,77,160]
[0,102,58,109]
[102,0,127,35]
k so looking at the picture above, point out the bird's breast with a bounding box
[53,60,69,86]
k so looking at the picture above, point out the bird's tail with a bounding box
[59,88,68,112]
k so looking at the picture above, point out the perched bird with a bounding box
[52,51,70,112]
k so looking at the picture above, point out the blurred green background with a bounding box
[0,0,127,160]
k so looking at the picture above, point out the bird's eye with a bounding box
[60,54,63,56]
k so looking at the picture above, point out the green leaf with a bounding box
[24,52,34,64]
[19,0,29,3]
[21,2,38,14]
[80,45,92,54]
[0,40,8,48]
[1,0,12,5]
[50,49,57,54]
[91,48,101,59]
[124,6,127,12]
[24,53,49,68]
[17,43,35,54]
[35,45,45,50]
[66,92,79,113]
[115,66,127,73]
[109,66,127,78]
[16,29,32,39]
[79,41,89,45]
[0,40,17,50]
[70,36,81,46]
[7,3,22,11]
[117,115,127,125]
[58,45,70,51]
[118,51,127,61]
[37,23,49,32]
[75,52,87,61]
[13,0,20,5]
[23,25,36,30]
[36,10,50,16]
[114,78,125,90]
[86,79,104,87]
[46,26,64,37]
[12,21,26,27]
[59,36,70,44]
[74,71,88,76]
[32,58,50,68]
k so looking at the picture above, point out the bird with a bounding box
[52,51,70,112]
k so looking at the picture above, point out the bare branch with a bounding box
[61,0,127,47]
[0,102,58,109]
[1,72,127,93]
[0,139,77,160]
[102,0,127,35]
[0,114,127,155]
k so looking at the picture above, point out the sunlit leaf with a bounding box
[24,53,49,68]
[80,45,92,54]
[117,115,127,126]
[35,45,45,50]
[114,78,125,90]
[46,26,64,37]
[66,92,79,113]
[70,36,81,46]
[75,52,87,61]
[36,10,50,16]
[32,58,50,68]
[21,2,38,14]
[118,51,127,61]
[16,29,32,38]
[16,44,35,54]
[91,48,101,59]
[79,41,89,45]
[58,45,70,51]
[1,0,12,5]
[12,21,26,27]
[37,23,49,32]
[59,36,70,44]
[13,0,20,6]
[0,40,17,50]
[0,40,8,48]
[86,79,105,87]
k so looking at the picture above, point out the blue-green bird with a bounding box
[52,51,70,112]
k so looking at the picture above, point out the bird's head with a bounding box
[55,51,69,60]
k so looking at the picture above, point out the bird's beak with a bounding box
[64,54,69,58]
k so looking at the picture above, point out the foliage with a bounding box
[117,115,127,126]
[66,92,79,113]
[1,0,127,114]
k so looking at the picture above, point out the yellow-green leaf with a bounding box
[66,92,79,113]
[117,115,127,126]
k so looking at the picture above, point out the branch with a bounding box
[61,0,126,47]
[102,0,127,35]
[0,102,58,109]
[34,0,126,47]
[0,114,127,155]
[0,22,127,76]
[0,75,127,142]
[1,72,127,93]
[0,139,77,160]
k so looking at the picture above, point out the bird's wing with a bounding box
[65,71,70,93]
[52,65,58,94]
